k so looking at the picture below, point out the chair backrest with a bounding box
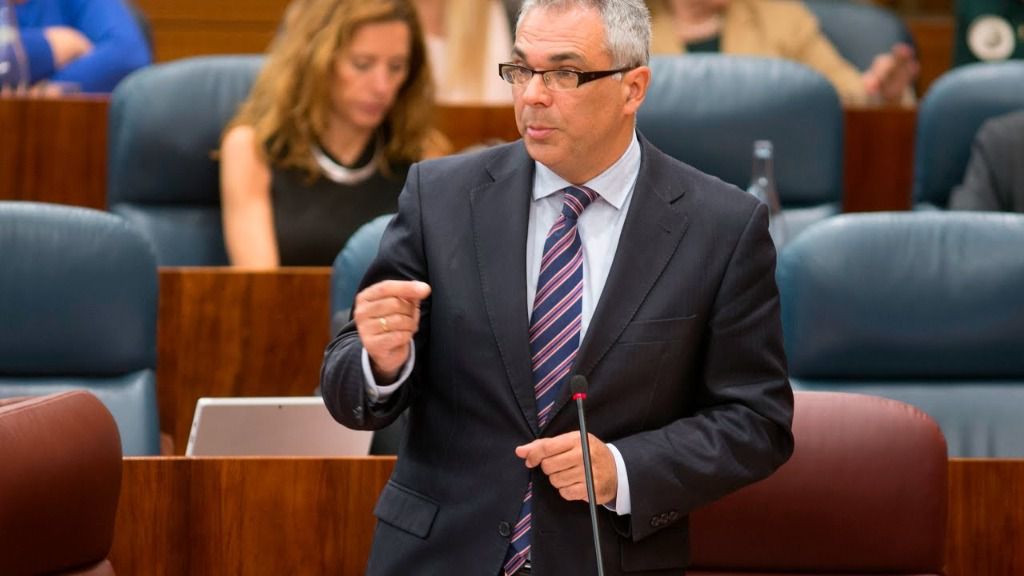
[689,391,947,575]
[330,213,394,331]
[803,0,915,71]
[913,60,1024,207]
[639,55,844,209]
[0,202,160,455]
[0,390,123,576]
[107,55,264,265]
[778,211,1024,456]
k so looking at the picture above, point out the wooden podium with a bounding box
[110,457,1024,575]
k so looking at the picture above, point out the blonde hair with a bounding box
[226,0,436,179]
[444,0,491,99]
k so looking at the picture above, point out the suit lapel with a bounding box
[550,138,691,421]
[471,144,540,434]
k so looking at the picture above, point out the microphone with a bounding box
[570,375,605,576]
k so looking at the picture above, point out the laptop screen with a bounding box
[185,396,373,456]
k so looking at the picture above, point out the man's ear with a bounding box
[622,65,651,115]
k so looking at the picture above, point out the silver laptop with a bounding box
[185,396,373,456]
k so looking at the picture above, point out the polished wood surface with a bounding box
[135,0,287,62]
[907,15,955,97]
[157,268,332,453]
[110,457,1022,575]
[435,105,521,152]
[947,459,1024,576]
[111,457,395,575]
[843,105,916,212]
[0,95,107,209]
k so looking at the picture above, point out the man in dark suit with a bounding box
[949,109,1024,212]
[320,0,794,573]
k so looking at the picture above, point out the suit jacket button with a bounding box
[499,521,512,537]
[649,517,660,528]
[352,406,363,418]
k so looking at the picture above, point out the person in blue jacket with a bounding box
[14,0,150,93]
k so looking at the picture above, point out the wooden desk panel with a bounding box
[946,459,1024,576]
[157,268,332,453]
[435,105,521,152]
[111,457,1022,575]
[843,105,916,212]
[0,95,107,209]
[907,15,955,97]
[112,457,394,575]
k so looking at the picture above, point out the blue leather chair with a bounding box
[778,211,1024,456]
[330,213,394,333]
[328,213,404,454]
[913,61,1024,208]
[0,202,161,455]
[108,55,264,265]
[803,0,914,72]
[638,55,844,243]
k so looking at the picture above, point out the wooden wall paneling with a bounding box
[135,0,290,21]
[135,0,289,62]
[157,268,332,453]
[842,105,916,212]
[148,26,276,63]
[946,459,1024,576]
[0,96,107,209]
[111,457,395,575]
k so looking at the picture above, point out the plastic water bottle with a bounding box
[746,140,787,247]
[0,0,29,92]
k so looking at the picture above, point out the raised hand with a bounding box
[354,280,431,383]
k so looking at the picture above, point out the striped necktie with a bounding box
[504,185,598,575]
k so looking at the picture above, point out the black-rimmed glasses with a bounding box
[497,63,633,91]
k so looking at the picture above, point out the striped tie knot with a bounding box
[561,186,598,221]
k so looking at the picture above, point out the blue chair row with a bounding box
[780,211,1024,457]
[334,210,1024,457]
[0,202,160,455]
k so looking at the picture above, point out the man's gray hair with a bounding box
[515,0,651,68]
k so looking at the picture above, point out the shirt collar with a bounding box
[532,132,641,211]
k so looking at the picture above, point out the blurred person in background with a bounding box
[414,0,513,103]
[949,109,1024,212]
[647,0,917,105]
[12,0,150,93]
[220,0,449,268]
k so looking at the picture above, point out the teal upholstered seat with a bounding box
[0,202,160,455]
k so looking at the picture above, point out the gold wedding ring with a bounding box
[379,316,389,332]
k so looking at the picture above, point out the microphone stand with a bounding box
[571,375,605,576]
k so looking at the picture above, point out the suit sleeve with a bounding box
[948,118,1015,211]
[320,163,432,430]
[611,201,794,542]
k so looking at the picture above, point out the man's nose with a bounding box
[520,72,551,105]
